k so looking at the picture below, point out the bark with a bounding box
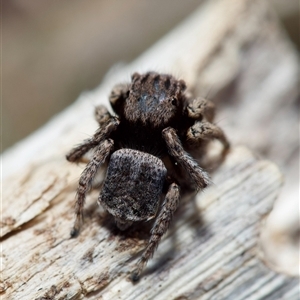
[2,0,299,299]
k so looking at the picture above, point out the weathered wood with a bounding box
[2,0,299,299]
[1,146,295,300]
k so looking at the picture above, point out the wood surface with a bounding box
[2,0,299,299]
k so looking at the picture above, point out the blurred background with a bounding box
[2,0,299,152]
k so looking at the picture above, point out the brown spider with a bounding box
[66,71,229,281]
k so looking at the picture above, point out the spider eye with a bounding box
[171,97,177,106]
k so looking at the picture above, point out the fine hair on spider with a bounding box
[66,71,229,281]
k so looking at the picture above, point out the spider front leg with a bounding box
[71,139,114,237]
[186,121,229,150]
[94,104,112,126]
[187,97,216,122]
[131,182,180,282]
[109,83,129,116]
[66,117,119,162]
[162,127,211,190]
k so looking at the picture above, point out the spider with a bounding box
[66,71,229,281]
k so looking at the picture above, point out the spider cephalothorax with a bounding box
[123,72,186,127]
[66,71,229,281]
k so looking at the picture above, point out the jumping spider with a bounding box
[66,71,229,281]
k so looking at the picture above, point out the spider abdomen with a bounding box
[99,149,167,223]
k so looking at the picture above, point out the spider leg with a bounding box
[162,127,211,190]
[70,139,114,237]
[187,97,215,122]
[94,104,112,126]
[131,182,180,282]
[109,83,129,116]
[186,121,229,150]
[66,117,119,162]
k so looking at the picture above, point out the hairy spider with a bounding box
[66,71,229,281]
